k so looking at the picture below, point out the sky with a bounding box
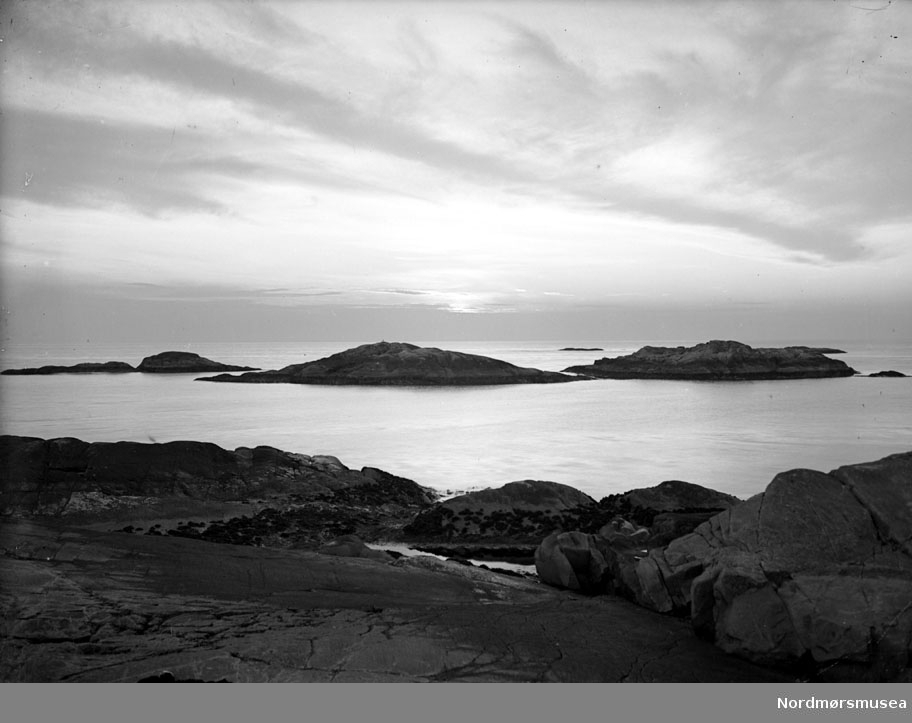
[1,0,911,345]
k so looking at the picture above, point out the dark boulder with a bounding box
[534,531,612,594]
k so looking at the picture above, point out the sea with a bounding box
[1,339,910,501]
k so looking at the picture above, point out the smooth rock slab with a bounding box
[0,520,788,683]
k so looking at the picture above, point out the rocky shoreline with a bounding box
[1,434,909,682]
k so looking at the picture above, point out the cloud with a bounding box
[2,0,912,344]
[6,9,534,185]
[0,107,226,215]
[373,288,432,297]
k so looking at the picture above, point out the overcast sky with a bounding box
[1,0,910,344]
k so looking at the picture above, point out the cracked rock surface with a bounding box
[1,519,788,683]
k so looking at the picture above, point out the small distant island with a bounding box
[2,351,258,376]
[564,340,856,380]
[559,347,603,351]
[199,341,580,386]
[1,361,136,375]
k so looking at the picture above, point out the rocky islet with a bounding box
[2,351,258,375]
[197,341,579,386]
[134,351,258,373]
[7,340,907,381]
[564,340,858,380]
[1,361,137,375]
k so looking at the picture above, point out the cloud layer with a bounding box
[1,0,911,339]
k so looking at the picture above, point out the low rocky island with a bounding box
[2,351,258,376]
[868,370,907,378]
[564,340,857,380]
[199,341,579,386]
[2,434,909,682]
[135,351,258,373]
[1,361,136,375]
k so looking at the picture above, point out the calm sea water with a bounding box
[1,339,910,500]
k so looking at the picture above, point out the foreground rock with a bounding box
[1,361,136,375]
[198,341,579,386]
[606,452,912,681]
[532,484,737,599]
[136,351,258,373]
[564,340,856,380]
[534,531,615,594]
[0,519,789,682]
[0,436,435,548]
